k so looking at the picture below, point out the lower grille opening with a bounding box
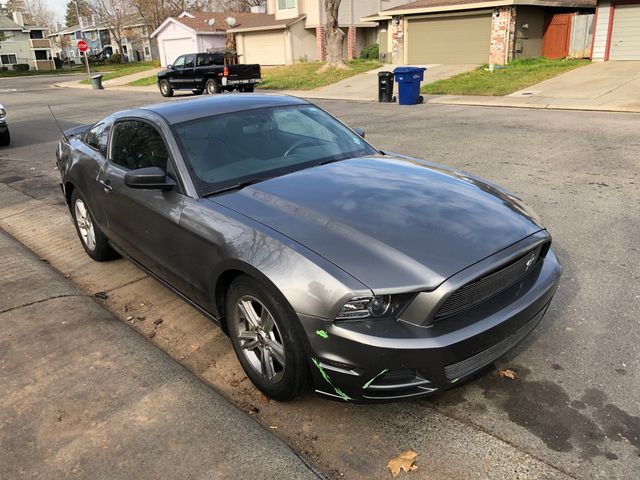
[443,303,549,382]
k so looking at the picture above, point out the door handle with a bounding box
[99,179,112,192]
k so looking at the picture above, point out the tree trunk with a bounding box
[324,0,345,68]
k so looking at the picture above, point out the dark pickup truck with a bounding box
[157,52,261,97]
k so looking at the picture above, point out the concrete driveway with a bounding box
[432,61,640,112]
[287,64,477,101]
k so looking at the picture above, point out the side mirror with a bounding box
[167,64,173,69]
[124,166,176,190]
[353,127,365,139]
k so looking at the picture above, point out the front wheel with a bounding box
[0,129,9,146]
[205,79,221,94]
[70,189,115,261]
[227,275,311,401]
[159,80,173,97]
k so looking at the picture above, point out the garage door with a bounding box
[242,31,286,65]
[162,38,193,66]
[407,13,491,64]
[610,4,640,60]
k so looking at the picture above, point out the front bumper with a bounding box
[300,246,562,403]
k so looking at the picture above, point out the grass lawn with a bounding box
[258,60,382,90]
[79,61,159,84]
[423,58,590,96]
[129,75,158,87]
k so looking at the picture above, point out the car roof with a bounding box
[139,94,310,125]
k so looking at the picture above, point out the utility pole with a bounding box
[71,0,91,80]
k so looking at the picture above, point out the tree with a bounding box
[88,0,130,58]
[65,0,92,27]
[131,0,198,32]
[324,0,345,68]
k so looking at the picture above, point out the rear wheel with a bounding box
[227,275,311,401]
[205,79,221,94]
[70,189,115,261]
[0,129,9,146]
[159,80,173,97]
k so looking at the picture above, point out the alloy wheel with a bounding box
[234,295,286,383]
[74,198,96,251]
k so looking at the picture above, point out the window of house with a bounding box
[0,31,15,42]
[278,0,295,9]
[0,54,17,65]
[110,120,170,171]
[34,50,48,60]
[29,30,44,39]
[84,123,110,156]
[144,46,150,56]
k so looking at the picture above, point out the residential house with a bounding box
[363,0,595,65]
[0,12,55,70]
[231,0,410,65]
[49,14,158,64]
[592,0,640,61]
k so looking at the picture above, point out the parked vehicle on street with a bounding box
[157,52,261,97]
[55,95,561,403]
[0,104,9,146]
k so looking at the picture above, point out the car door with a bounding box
[181,54,196,89]
[96,117,191,291]
[169,55,185,88]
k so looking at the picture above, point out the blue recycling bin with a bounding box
[393,67,426,105]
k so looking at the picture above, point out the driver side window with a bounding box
[110,120,170,172]
[173,56,185,68]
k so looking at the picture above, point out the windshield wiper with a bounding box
[205,177,270,196]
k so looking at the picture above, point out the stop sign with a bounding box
[77,40,88,52]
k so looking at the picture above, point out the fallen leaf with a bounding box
[153,318,163,326]
[190,344,200,352]
[249,404,259,414]
[498,369,517,380]
[148,331,156,339]
[387,450,418,478]
[126,316,134,321]
[136,315,146,321]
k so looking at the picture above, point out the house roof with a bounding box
[0,15,46,31]
[381,0,595,15]
[227,14,306,33]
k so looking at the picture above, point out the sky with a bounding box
[45,0,68,23]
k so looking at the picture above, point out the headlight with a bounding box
[336,294,414,320]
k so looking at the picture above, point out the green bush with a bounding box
[360,43,379,60]
[13,63,30,72]
[108,52,122,64]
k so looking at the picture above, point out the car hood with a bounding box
[212,156,543,292]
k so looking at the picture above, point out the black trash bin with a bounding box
[90,74,104,90]
[378,71,395,103]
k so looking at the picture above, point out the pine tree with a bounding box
[64,0,91,27]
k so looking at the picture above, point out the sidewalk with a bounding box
[53,68,160,93]
[429,61,640,113]
[0,229,322,480]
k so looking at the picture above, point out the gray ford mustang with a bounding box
[56,95,561,402]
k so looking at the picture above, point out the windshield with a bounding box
[173,105,377,196]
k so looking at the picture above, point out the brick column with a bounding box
[316,26,326,62]
[347,26,357,60]
[391,16,404,64]
[489,7,517,65]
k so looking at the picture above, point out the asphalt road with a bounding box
[0,75,638,479]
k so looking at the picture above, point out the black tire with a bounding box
[227,275,311,401]
[240,86,255,93]
[0,129,10,146]
[205,79,221,94]
[70,189,116,262]
[192,88,204,95]
[159,80,173,97]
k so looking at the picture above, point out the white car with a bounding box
[0,104,9,146]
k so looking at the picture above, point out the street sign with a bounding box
[77,40,88,53]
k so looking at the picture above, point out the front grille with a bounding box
[443,303,548,381]
[435,245,543,319]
